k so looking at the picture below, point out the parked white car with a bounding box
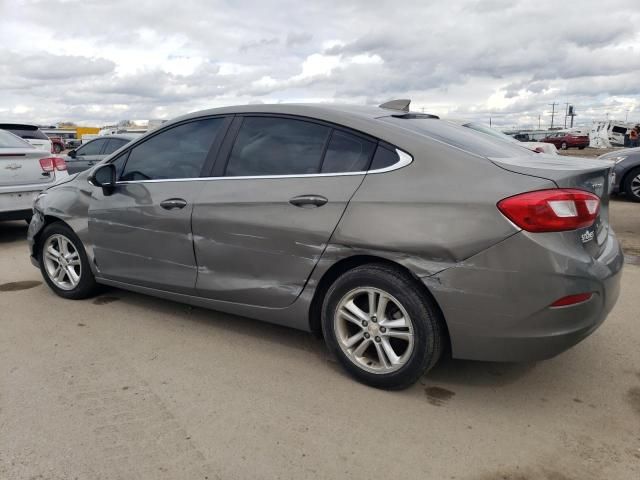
[0,129,68,222]
[446,119,558,155]
[0,123,53,153]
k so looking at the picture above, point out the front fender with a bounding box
[27,173,94,270]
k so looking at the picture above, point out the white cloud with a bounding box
[1,0,639,128]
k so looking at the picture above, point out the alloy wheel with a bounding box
[334,287,415,374]
[43,234,82,291]
[631,173,640,198]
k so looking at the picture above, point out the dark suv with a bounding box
[541,132,590,150]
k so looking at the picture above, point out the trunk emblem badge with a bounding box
[4,163,22,170]
[581,230,595,243]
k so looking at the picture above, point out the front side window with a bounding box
[120,118,224,181]
[225,117,330,176]
[321,131,376,173]
[77,139,106,156]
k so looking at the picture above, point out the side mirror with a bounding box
[68,149,77,158]
[90,164,117,196]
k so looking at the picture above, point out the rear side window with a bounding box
[226,117,330,176]
[321,131,376,173]
[120,118,224,181]
[370,145,399,170]
[381,118,532,158]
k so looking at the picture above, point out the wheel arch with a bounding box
[31,215,73,256]
[620,165,640,198]
[308,254,451,352]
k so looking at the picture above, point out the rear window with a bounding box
[381,118,533,158]
[0,124,49,141]
[226,117,330,176]
[0,129,33,148]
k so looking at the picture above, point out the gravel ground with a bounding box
[0,199,639,480]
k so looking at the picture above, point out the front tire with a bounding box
[39,223,99,299]
[561,142,568,150]
[321,264,444,389]
[623,167,640,202]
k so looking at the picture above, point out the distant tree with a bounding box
[57,121,77,128]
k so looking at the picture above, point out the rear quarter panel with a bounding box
[331,138,555,277]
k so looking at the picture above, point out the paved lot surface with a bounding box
[1,200,639,480]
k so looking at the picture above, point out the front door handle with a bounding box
[289,195,328,208]
[160,198,188,210]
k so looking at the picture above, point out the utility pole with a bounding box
[538,115,541,129]
[549,102,558,129]
[568,105,576,128]
[564,103,570,128]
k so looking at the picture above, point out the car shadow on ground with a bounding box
[93,284,538,390]
[0,221,29,243]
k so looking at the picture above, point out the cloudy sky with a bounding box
[1,0,639,128]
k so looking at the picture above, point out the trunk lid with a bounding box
[0,149,54,187]
[491,154,613,256]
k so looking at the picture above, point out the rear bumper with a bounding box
[0,187,43,216]
[427,230,624,362]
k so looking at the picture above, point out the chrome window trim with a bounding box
[115,148,412,184]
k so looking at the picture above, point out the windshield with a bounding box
[381,117,533,158]
[0,129,34,148]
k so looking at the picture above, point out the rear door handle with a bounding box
[289,195,328,208]
[160,198,188,210]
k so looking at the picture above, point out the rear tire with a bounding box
[623,167,640,202]
[561,142,568,150]
[38,222,99,299]
[321,263,444,389]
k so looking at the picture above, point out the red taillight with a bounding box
[550,292,593,307]
[39,157,67,172]
[497,189,600,232]
[53,157,67,171]
[39,157,54,172]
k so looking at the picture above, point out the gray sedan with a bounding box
[599,147,640,202]
[27,101,623,389]
[64,134,136,174]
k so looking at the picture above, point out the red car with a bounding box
[47,136,65,154]
[541,132,589,150]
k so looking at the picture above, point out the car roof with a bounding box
[175,103,394,123]
[167,103,438,144]
[90,133,138,141]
